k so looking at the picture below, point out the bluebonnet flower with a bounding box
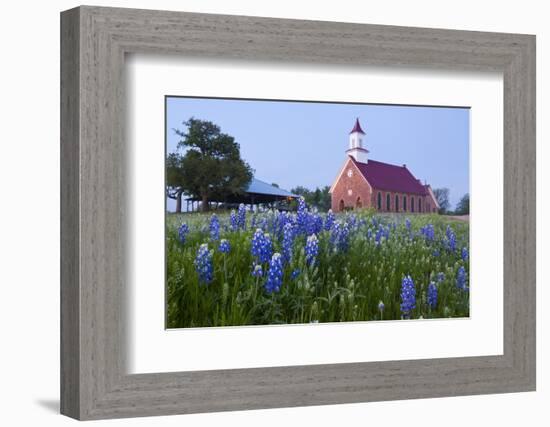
[330,221,351,252]
[437,272,445,283]
[265,253,283,294]
[427,281,438,309]
[305,234,319,266]
[378,300,385,313]
[330,222,341,246]
[367,228,373,240]
[405,218,411,231]
[400,275,416,318]
[282,222,295,265]
[251,228,272,264]
[258,216,268,231]
[209,214,220,241]
[420,224,435,241]
[375,225,386,245]
[324,209,335,231]
[230,210,238,231]
[446,225,456,251]
[178,223,189,244]
[260,233,273,264]
[237,203,246,230]
[348,214,358,230]
[251,263,263,278]
[306,211,323,235]
[339,222,351,251]
[456,266,467,290]
[432,249,440,257]
[251,228,264,259]
[461,247,469,261]
[291,269,300,280]
[194,243,213,284]
[296,197,308,234]
[218,238,230,254]
[274,211,286,236]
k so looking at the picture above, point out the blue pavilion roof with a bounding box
[246,178,298,198]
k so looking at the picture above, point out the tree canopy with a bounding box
[433,187,450,214]
[167,118,253,212]
[291,185,331,212]
[455,193,470,215]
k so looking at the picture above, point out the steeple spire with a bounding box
[347,118,369,163]
[349,117,365,135]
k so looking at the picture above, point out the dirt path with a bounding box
[446,215,469,222]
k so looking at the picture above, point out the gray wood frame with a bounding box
[61,5,536,420]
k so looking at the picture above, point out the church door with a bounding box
[339,199,344,212]
[356,197,362,209]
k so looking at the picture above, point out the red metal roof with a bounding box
[351,157,428,195]
[349,118,365,134]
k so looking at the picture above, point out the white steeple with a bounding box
[346,118,369,163]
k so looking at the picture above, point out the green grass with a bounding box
[166,208,469,328]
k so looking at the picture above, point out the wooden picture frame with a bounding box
[60,5,536,420]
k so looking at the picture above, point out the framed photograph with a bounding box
[61,6,536,420]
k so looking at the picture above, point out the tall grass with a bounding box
[166,207,469,328]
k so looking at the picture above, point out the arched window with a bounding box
[386,193,391,211]
[356,197,362,209]
[418,198,422,213]
[395,194,399,212]
[339,199,344,212]
[411,197,415,212]
[403,195,407,212]
[377,192,382,210]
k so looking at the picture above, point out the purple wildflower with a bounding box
[400,275,416,318]
[427,281,438,309]
[194,243,213,284]
[305,234,319,266]
[265,253,283,294]
[237,203,246,230]
[178,223,189,244]
[324,209,335,231]
[456,266,467,290]
[209,214,220,241]
[218,238,230,254]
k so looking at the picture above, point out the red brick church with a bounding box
[329,118,439,213]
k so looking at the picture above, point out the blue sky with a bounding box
[166,97,469,210]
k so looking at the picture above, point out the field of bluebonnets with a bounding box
[166,199,469,328]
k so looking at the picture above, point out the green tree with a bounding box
[433,187,451,214]
[166,153,186,213]
[172,118,253,212]
[455,193,470,215]
[290,185,331,212]
[318,185,331,211]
